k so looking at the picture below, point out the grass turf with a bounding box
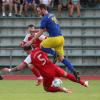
[0,80,100,100]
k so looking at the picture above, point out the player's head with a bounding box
[37,4,48,16]
[23,46,33,54]
[27,24,35,34]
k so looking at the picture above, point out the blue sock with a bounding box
[61,58,75,73]
[41,47,56,56]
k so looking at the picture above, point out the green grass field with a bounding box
[0,80,100,100]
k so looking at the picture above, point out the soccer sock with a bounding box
[31,67,41,77]
[61,58,76,73]
[66,73,85,86]
[41,47,56,56]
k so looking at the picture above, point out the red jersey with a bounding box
[23,33,46,48]
[24,48,64,78]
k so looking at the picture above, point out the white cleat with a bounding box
[84,81,89,87]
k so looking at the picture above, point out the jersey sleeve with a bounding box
[38,35,46,40]
[24,55,32,64]
[40,17,47,29]
[23,33,30,42]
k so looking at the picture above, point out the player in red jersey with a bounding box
[8,46,88,93]
[20,24,47,48]
[20,24,47,85]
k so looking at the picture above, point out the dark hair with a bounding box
[27,24,35,28]
[37,4,47,10]
[23,46,32,51]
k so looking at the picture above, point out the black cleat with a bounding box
[73,71,80,82]
[53,54,59,64]
[0,75,3,80]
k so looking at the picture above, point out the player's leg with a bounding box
[54,38,80,81]
[55,66,88,87]
[59,55,80,82]
[28,64,41,77]
[40,37,57,56]
[41,47,56,56]
[40,36,80,81]
[27,64,43,86]
[66,73,88,87]
[40,36,64,62]
[43,77,72,93]
[45,86,72,93]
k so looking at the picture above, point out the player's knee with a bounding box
[59,56,64,61]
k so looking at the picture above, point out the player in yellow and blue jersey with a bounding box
[26,4,80,81]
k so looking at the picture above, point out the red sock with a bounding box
[31,67,41,77]
[66,73,85,86]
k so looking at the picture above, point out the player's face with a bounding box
[37,7,43,16]
[30,27,35,32]
[28,27,35,34]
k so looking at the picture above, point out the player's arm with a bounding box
[20,33,30,47]
[9,55,31,72]
[9,62,27,72]
[34,17,47,40]
[25,18,47,46]
[0,68,11,73]
[25,29,46,46]
[33,29,46,40]
[39,34,47,40]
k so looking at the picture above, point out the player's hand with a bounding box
[36,78,43,86]
[62,87,72,93]
[0,68,11,72]
[20,41,25,47]
[24,40,33,46]
[36,76,43,86]
[66,89,72,94]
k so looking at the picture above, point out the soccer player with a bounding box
[0,66,42,85]
[8,46,88,93]
[20,24,47,48]
[20,24,47,85]
[25,4,80,81]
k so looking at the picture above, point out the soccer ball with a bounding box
[52,78,62,87]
